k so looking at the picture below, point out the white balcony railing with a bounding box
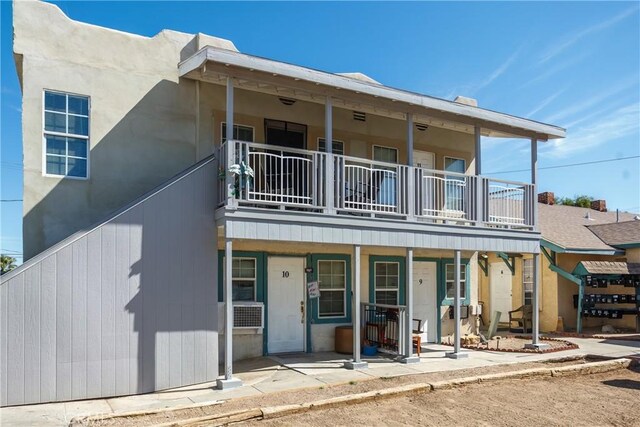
[218,140,536,229]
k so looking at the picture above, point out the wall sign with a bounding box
[307,281,320,299]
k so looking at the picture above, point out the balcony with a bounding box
[218,140,536,230]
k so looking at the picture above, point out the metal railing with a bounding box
[335,155,409,216]
[361,302,407,356]
[415,168,479,224]
[217,140,535,229]
[484,178,531,227]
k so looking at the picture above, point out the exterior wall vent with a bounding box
[278,97,296,106]
[353,111,366,121]
[233,302,264,328]
[415,123,429,131]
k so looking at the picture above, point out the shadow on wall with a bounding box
[24,78,199,259]
[3,70,220,405]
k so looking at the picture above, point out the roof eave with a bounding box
[540,239,624,256]
[178,46,566,141]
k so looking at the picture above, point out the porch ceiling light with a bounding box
[278,97,296,106]
[480,253,489,259]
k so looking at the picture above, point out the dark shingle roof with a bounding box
[587,220,640,247]
[538,203,637,252]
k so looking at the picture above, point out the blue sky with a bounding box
[1,1,639,263]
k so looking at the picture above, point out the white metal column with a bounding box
[475,126,484,225]
[531,138,538,228]
[447,249,468,359]
[406,113,416,221]
[225,77,237,209]
[217,238,242,389]
[402,248,419,363]
[525,253,549,350]
[325,97,335,214]
[345,245,367,369]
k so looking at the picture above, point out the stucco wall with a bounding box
[223,240,479,351]
[201,84,475,172]
[626,247,640,263]
[15,0,203,259]
[0,157,219,407]
[478,253,558,332]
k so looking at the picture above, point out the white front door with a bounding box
[412,261,438,343]
[490,262,512,323]
[267,257,305,353]
[413,150,435,170]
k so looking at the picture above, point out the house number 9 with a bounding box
[418,279,423,285]
[282,271,290,278]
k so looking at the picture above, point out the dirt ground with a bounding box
[88,357,592,426]
[246,366,640,427]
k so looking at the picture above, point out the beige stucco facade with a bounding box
[16,0,478,260]
[480,250,637,333]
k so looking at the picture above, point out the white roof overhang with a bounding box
[179,47,566,141]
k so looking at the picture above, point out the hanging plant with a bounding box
[227,162,254,198]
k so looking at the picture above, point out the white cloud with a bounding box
[543,76,638,124]
[525,89,566,117]
[538,5,639,65]
[473,47,522,94]
[542,103,640,158]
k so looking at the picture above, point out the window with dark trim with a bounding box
[374,261,400,305]
[318,138,344,156]
[317,260,346,317]
[221,123,254,143]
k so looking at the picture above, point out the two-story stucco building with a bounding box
[1,0,565,406]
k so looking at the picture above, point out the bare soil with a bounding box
[87,357,590,426]
[247,366,640,427]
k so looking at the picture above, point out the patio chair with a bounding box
[412,318,423,357]
[508,305,533,333]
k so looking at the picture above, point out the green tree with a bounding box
[1,254,17,275]
[557,195,594,208]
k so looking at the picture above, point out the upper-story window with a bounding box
[318,138,344,156]
[221,123,254,143]
[43,91,90,178]
[373,145,398,164]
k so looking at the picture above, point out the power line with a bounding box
[487,155,640,175]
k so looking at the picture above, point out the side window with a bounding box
[43,91,90,178]
[523,259,533,306]
[317,260,346,317]
[221,123,254,143]
[445,263,466,300]
[231,258,257,301]
[373,145,398,164]
[374,261,399,305]
[318,138,344,156]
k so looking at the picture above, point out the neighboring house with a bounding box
[0,1,566,406]
[479,192,639,333]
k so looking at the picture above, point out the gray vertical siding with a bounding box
[0,157,218,406]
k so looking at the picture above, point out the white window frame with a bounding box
[42,89,90,180]
[374,261,400,305]
[317,259,347,318]
[372,145,398,164]
[220,122,255,143]
[444,156,466,174]
[523,258,534,306]
[231,257,258,302]
[445,263,467,300]
[317,138,344,156]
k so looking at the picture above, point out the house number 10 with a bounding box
[282,271,290,278]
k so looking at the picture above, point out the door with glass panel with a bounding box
[444,157,466,217]
[371,146,398,209]
[262,119,309,205]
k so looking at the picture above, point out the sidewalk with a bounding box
[1,338,639,426]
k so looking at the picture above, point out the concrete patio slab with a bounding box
[2,337,639,427]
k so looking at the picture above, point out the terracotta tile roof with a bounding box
[587,220,640,247]
[577,261,640,275]
[538,203,638,251]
